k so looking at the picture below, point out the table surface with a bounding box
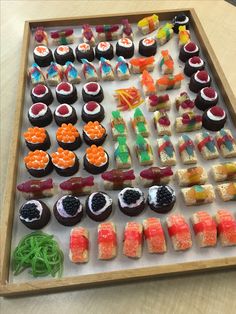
[1,0,236,313]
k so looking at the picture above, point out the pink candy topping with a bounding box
[185,42,197,52]
[31,103,46,115]
[57,82,71,91]
[190,56,201,64]
[86,101,98,111]
[181,99,194,109]
[196,70,208,81]
[159,116,170,126]
[33,84,47,95]
[58,104,69,115]
[86,82,99,93]
[203,87,216,98]
[210,106,224,117]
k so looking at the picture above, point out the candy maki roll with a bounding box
[215,209,236,246]
[33,46,53,67]
[138,37,157,57]
[51,148,79,176]
[81,101,105,123]
[184,56,205,77]
[34,27,48,46]
[140,70,156,96]
[176,166,207,187]
[101,169,135,190]
[118,187,145,217]
[175,92,195,115]
[211,162,236,182]
[82,24,95,46]
[28,103,53,127]
[114,136,132,169]
[135,135,154,166]
[81,58,99,82]
[82,82,104,103]
[116,37,134,59]
[60,176,95,196]
[178,134,197,164]
[55,82,77,104]
[54,104,77,126]
[28,63,46,86]
[195,131,219,160]
[123,222,143,258]
[24,150,53,177]
[82,121,107,146]
[131,107,149,137]
[63,61,81,84]
[137,14,159,35]
[111,110,127,140]
[195,87,218,111]
[139,166,173,187]
[202,106,227,131]
[157,135,176,166]
[175,112,202,133]
[31,84,53,105]
[86,192,112,222]
[156,23,174,46]
[172,13,189,33]
[54,45,75,65]
[189,70,211,93]
[69,227,89,263]
[46,62,63,86]
[99,57,115,81]
[179,42,199,62]
[215,129,236,158]
[148,185,176,214]
[95,42,114,60]
[160,50,174,75]
[178,25,190,46]
[75,43,95,63]
[181,184,215,206]
[53,195,83,226]
[56,123,82,150]
[143,217,167,254]
[191,211,217,248]
[153,110,171,136]
[98,222,117,259]
[17,178,54,200]
[19,200,51,230]
[23,127,51,151]
[115,56,131,80]
[146,94,170,112]
[83,145,109,174]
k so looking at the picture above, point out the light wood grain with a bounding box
[1,0,236,313]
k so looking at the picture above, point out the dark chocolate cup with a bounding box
[189,76,211,93]
[54,47,75,65]
[138,40,157,57]
[54,106,78,126]
[173,17,189,33]
[31,88,54,105]
[19,200,51,230]
[116,43,134,59]
[56,86,78,104]
[95,44,114,60]
[202,111,227,131]
[53,156,79,177]
[118,199,145,217]
[81,104,105,123]
[25,131,51,151]
[179,47,199,63]
[184,61,205,77]
[53,202,83,226]
[82,87,104,103]
[75,46,95,63]
[194,93,218,111]
[83,153,109,174]
[83,130,107,146]
[57,136,82,151]
[26,158,53,178]
[147,200,175,214]
[85,192,112,222]
[33,49,54,67]
[28,107,53,127]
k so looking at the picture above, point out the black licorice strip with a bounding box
[12,232,64,278]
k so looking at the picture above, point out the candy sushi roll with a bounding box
[53,195,83,226]
[23,127,51,151]
[86,192,112,222]
[101,169,135,190]
[153,110,171,136]
[69,227,89,263]
[147,185,176,214]
[157,135,176,166]
[115,56,131,80]
[81,58,99,82]
[179,42,199,62]
[46,62,63,86]
[211,162,236,182]
[140,70,156,96]
[118,187,145,217]
[98,222,117,259]
[181,184,215,206]
[191,211,217,248]
[189,70,211,93]
[172,13,189,33]
[24,150,53,177]
[146,94,170,112]
[216,182,236,202]
[139,166,173,187]
[55,82,77,104]
[156,23,174,46]
[143,217,167,254]
[30,84,53,105]
[50,28,74,45]
[34,27,48,46]
[175,112,202,133]
[202,106,227,131]
[123,222,143,258]
[178,135,197,165]
[195,87,218,111]
[33,46,53,67]
[75,43,95,63]
[156,73,184,91]
[114,136,132,169]
[19,200,51,230]
[56,123,82,150]
[95,24,121,41]
[131,108,149,137]
[138,37,157,57]
[111,110,127,140]
[54,104,77,126]
[166,213,192,251]
[95,42,114,60]
[195,131,219,160]
[176,166,207,187]
[99,57,115,81]
[184,56,205,77]
[160,50,174,75]
[17,178,54,200]
[121,19,133,40]
[135,135,154,166]
[81,101,105,123]
[83,145,109,174]
[215,209,236,246]
[137,14,159,35]
[28,103,53,127]
[63,61,81,84]
[215,129,236,158]
[28,63,46,86]
[175,92,195,115]
[51,148,79,176]
[54,45,75,65]
[59,176,95,197]
[83,121,107,146]
[116,37,134,59]
[82,82,104,103]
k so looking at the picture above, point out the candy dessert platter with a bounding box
[1,9,236,297]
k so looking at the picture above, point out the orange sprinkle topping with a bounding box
[23,127,47,144]
[83,121,105,140]
[86,144,107,166]
[24,150,49,169]
[51,147,75,168]
[56,123,79,143]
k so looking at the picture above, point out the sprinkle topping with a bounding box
[86,145,107,166]
[24,127,47,143]
[24,150,49,169]
[56,123,79,143]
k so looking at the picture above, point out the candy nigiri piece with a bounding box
[98,222,117,260]
[139,166,173,187]
[69,227,89,263]
[130,56,155,74]
[143,217,167,253]
[121,19,134,40]
[140,70,156,96]
[34,27,48,46]
[115,56,131,80]
[64,61,81,84]
[101,169,135,190]
[160,50,174,75]
[17,178,54,199]
[59,176,95,196]
[46,62,63,86]
[123,222,143,258]
[28,63,46,86]
[211,162,236,182]
[156,23,174,45]
[131,107,149,137]
[156,73,184,91]
[99,57,114,81]
[82,24,95,46]
[215,209,236,246]
[81,58,99,82]
[137,14,159,35]
[216,182,236,202]
[178,25,190,46]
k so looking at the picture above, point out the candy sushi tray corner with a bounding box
[1,9,236,297]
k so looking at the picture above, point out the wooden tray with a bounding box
[1,8,236,297]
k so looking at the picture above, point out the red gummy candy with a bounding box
[58,105,69,115]
[190,56,201,64]
[159,116,170,126]
[86,101,98,111]
[57,82,71,91]
[210,106,224,117]
[185,42,197,52]
[182,99,194,109]
[196,70,208,81]
[34,84,46,95]
[86,82,99,93]
[31,103,45,115]
[203,87,215,98]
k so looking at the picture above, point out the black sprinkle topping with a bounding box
[62,196,80,216]
[177,14,186,22]
[91,193,107,212]
[156,186,173,205]
[20,203,40,220]
[123,189,141,205]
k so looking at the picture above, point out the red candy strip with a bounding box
[70,234,88,251]
[98,229,117,245]
[124,230,142,243]
[216,134,233,148]
[179,140,194,153]
[193,221,216,235]
[158,140,171,155]
[217,221,236,234]
[197,136,212,152]
[168,224,189,237]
